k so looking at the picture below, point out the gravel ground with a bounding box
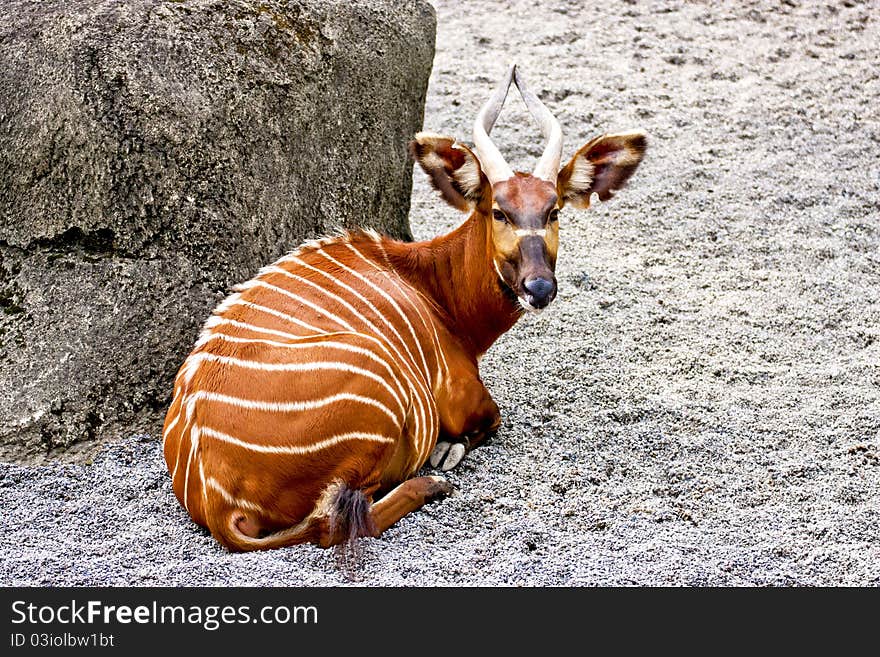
[2,0,879,586]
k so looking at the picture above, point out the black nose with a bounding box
[523,276,556,308]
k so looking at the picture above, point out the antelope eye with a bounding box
[549,209,560,223]
[493,209,508,223]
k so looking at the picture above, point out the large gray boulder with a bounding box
[0,0,436,463]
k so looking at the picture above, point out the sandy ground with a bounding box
[2,0,879,586]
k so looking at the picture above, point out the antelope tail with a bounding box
[215,481,377,553]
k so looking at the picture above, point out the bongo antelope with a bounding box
[162,65,646,551]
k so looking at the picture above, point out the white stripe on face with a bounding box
[513,228,547,238]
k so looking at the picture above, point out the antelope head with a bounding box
[411,64,647,312]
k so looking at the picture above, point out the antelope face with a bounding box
[490,175,559,311]
[411,64,646,314]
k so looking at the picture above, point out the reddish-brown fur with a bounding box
[162,227,507,551]
[162,109,646,553]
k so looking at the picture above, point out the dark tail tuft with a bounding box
[328,485,376,577]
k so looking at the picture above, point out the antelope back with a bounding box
[162,233,449,543]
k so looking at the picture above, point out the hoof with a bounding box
[429,441,468,471]
[424,475,454,500]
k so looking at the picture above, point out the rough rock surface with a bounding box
[0,0,435,462]
[1,0,878,586]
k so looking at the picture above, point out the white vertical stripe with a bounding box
[170,424,183,482]
[199,460,208,507]
[162,407,180,449]
[182,424,199,514]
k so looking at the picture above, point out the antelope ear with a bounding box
[557,131,647,209]
[410,132,490,212]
